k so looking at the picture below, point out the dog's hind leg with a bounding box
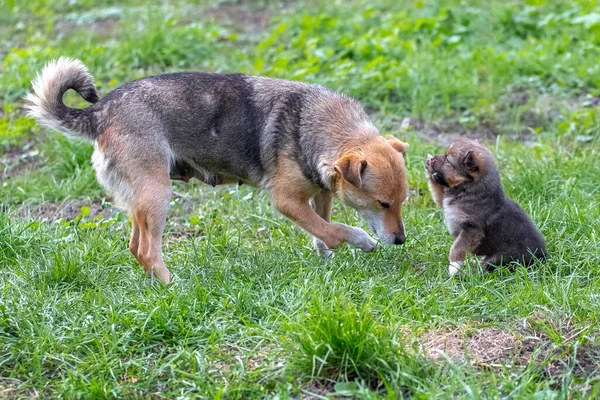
[131,175,172,284]
[129,216,142,265]
[93,126,173,283]
[310,191,333,257]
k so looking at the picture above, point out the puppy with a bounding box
[26,58,410,283]
[425,138,546,276]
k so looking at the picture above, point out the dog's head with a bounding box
[425,138,495,188]
[334,135,409,245]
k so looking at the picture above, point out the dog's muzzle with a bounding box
[394,233,406,245]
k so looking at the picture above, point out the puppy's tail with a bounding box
[25,57,100,140]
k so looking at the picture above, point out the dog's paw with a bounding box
[346,226,377,252]
[448,261,464,276]
[313,237,333,258]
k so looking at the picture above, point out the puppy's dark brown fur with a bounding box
[425,138,546,275]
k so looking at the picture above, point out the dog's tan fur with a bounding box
[26,59,410,284]
[271,135,409,256]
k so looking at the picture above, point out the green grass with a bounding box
[1,0,600,398]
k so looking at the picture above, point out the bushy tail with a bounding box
[25,57,100,140]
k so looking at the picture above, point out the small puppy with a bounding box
[425,138,546,276]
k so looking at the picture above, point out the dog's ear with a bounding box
[386,135,409,155]
[335,153,367,188]
[463,151,479,172]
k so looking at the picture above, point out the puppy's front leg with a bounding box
[426,155,445,209]
[448,228,483,276]
[428,180,445,209]
[272,189,376,253]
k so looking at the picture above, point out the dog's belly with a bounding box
[169,158,253,187]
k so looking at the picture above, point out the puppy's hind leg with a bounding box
[310,191,333,257]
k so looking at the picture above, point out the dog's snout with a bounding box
[393,234,405,245]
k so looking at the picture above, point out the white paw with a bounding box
[449,261,464,276]
[313,238,333,258]
[346,226,377,252]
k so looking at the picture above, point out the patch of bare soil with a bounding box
[419,315,599,379]
[206,1,274,36]
[466,328,517,365]
[420,328,464,362]
[1,143,41,180]
[387,87,600,146]
[55,16,120,39]
[54,6,121,39]
[411,118,500,147]
[299,381,335,399]
[0,380,39,400]
[18,200,112,221]
[519,313,599,379]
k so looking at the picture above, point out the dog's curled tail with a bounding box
[25,57,100,140]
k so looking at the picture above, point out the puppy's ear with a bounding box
[463,151,479,172]
[386,135,409,155]
[335,153,367,188]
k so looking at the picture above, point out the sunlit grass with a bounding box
[1,0,599,397]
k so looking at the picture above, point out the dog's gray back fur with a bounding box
[26,58,376,190]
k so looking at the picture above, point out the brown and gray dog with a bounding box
[425,138,546,276]
[26,58,409,283]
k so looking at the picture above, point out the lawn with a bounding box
[1,0,600,398]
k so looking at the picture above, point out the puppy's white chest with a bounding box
[443,198,466,236]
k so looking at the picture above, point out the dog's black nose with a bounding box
[394,234,405,245]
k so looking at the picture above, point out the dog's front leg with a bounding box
[448,228,483,276]
[310,191,333,257]
[272,189,376,253]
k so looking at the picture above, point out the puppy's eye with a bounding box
[379,201,390,209]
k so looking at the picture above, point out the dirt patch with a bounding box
[299,380,335,399]
[55,17,120,39]
[54,7,121,39]
[506,87,530,107]
[520,313,599,379]
[17,200,112,221]
[206,1,274,36]
[0,380,39,400]
[466,328,517,365]
[386,86,600,146]
[1,144,42,180]
[419,316,599,379]
[396,116,501,147]
[420,329,464,362]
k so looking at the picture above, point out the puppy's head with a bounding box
[334,135,409,245]
[425,138,495,188]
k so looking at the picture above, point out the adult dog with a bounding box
[27,58,410,283]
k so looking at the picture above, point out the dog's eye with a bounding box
[379,201,390,209]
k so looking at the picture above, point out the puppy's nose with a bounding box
[394,234,405,245]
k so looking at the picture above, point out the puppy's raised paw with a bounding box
[448,261,464,276]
